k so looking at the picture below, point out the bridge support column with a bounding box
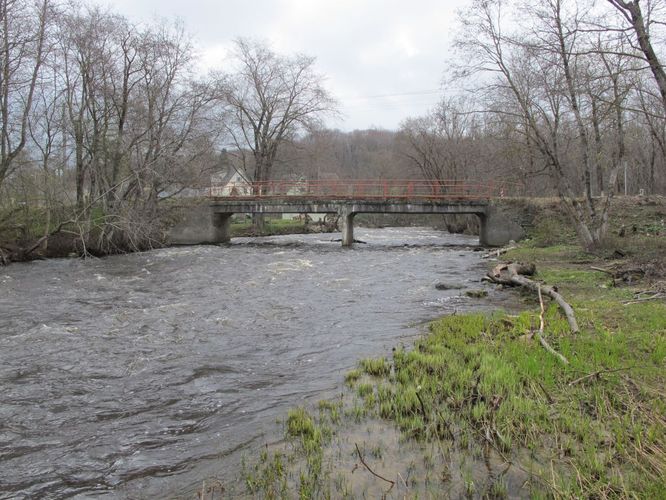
[478,213,491,246]
[212,212,233,244]
[340,209,356,247]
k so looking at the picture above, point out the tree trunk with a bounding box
[75,125,85,212]
[609,0,666,116]
[591,98,604,195]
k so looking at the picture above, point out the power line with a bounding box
[341,88,442,101]
[337,85,471,103]
[340,100,442,111]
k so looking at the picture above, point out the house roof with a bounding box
[211,167,247,186]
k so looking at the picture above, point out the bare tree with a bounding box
[635,74,666,192]
[57,4,120,211]
[0,4,218,258]
[399,98,478,186]
[606,0,666,115]
[455,0,623,249]
[216,38,336,228]
[0,0,50,191]
[118,20,212,208]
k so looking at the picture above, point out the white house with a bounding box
[210,168,251,197]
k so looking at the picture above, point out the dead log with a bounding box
[536,286,569,365]
[481,246,517,259]
[5,219,74,263]
[488,262,536,281]
[590,266,615,275]
[487,262,579,334]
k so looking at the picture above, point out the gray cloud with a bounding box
[95,0,466,130]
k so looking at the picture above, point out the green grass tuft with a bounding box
[359,357,391,377]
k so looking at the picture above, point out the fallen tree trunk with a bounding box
[487,262,579,334]
[0,219,75,265]
[536,285,569,365]
[481,246,517,259]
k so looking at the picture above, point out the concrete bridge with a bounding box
[168,180,525,247]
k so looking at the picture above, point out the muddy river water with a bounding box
[0,228,517,498]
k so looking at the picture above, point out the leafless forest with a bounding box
[1,0,666,260]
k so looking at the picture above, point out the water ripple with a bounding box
[0,228,515,498]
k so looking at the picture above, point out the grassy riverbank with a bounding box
[215,197,666,499]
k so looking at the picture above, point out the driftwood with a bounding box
[0,239,46,264]
[623,290,666,305]
[481,246,517,259]
[568,366,631,386]
[354,443,395,491]
[590,265,647,285]
[487,262,580,334]
[536,286,569,365]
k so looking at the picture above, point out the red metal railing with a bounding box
[210,179,511,200]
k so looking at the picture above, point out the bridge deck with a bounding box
[210,179,504,200]
[210,198,489,215]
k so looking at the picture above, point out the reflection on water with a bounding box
[0,228,511,498]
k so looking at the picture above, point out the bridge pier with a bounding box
[340,209,356,247]
[478,213,491,246]
[213,212,233,244]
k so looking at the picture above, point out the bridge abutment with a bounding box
[478,205,524,246]
[166,205,233,245]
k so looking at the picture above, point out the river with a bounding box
[0,227,515,499]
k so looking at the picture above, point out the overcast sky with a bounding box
[92,0,469,131]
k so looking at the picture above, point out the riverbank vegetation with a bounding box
[0,0,336,262]
[222,199,666,499]
[4,0,666,263]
